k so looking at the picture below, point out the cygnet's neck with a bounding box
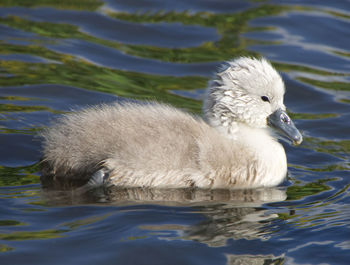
[235,123,275,150]
[205,115,272,144]
[214,121,278,151]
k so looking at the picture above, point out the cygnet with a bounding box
[41,57,302,189]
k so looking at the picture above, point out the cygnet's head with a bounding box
[203,57,302,145]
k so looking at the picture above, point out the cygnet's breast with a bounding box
[236,127,287,187]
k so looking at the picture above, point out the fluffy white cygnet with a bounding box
[41,57,302,189]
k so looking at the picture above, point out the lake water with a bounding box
[0,0,349,264]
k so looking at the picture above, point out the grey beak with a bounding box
[268,109,303,145]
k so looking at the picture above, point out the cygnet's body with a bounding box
[41,57,302,189]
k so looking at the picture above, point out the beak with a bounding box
[268,108,303,145]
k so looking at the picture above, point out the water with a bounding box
[0,0,349,264]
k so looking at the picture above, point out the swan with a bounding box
[40,57,302,189]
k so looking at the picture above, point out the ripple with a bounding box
[102,0,252,14]
[0,7,219,48]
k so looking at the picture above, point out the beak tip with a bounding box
[292,134,303,146]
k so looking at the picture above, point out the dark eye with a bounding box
[261,96,270,102]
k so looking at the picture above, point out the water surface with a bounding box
[0,0,349,264]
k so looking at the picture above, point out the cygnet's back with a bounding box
[42,104,200,176]
[41,57,302,189]
[42,103,251,187]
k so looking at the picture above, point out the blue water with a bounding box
[0,0,349,264]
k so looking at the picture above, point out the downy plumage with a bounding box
[41,57,302,189]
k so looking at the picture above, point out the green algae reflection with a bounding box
[0,229,66,241]
[0,0,103,10]
[0,220,26,226]
[286,178,333,201]
[0,163,40,186]
[0,5,284,63]
[297,77,350,92]
[0,244,14,252]
[0,43,206,112]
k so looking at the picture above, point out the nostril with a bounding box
[280,113,291,124]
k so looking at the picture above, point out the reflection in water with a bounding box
[107,186,286,205]
[185,206,277,246]
[41,184,287,265]
[40,184,286,206]
[225,254,284,265]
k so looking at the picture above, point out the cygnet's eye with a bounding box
[261,96,270,103]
